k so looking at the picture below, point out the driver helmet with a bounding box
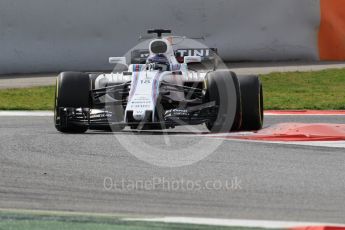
[146,54,170,71]
[147,54,169,65]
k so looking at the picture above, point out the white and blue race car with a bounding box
[54,29,263,133]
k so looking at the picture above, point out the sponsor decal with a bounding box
[131,48,217,64]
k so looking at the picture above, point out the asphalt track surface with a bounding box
[0,115,345,224]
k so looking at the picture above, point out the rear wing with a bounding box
[131,48,218,65]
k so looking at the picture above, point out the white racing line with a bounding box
[123,216,345,229]
[0,111,53,116]
[265,112,345,116]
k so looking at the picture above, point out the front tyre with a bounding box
[54,72,91,133]
[205,70,241,133]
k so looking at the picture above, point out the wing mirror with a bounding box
[109,57,127,66]
[184,56,202,64]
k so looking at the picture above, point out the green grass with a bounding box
[0,68,345,110]
[0,86,55,110]
[260,68,345,110]
[0,211,275,230]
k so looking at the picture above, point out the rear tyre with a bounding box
[54,72,90,133]
[205,70,241,133]
[237,75,264,131]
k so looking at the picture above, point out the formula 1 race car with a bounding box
[54,29,263,133]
